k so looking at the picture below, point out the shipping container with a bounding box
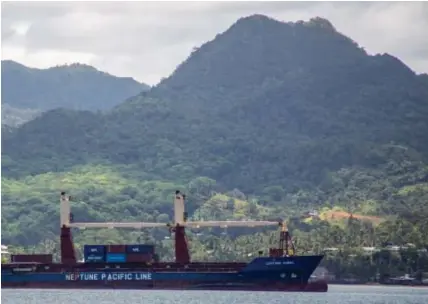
[152,253,160,262]
[125,253,153,263]
[107,245,126,253]
[125,244,155,254]
[83,245,106,254]
[11,254,53,264]
[84,254,105,263]
[106,253,126,263]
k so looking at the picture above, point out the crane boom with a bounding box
[58,190,289,264]
[61,190,283,230]
[67,220,280,229]
[68,222,169,229]
[180,220,281,228]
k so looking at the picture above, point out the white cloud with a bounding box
[2,2,428,85]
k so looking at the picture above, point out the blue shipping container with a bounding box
[106,253,126,263]
[125,244,155,254]
[84,254,105,263]
[84,245,106,254]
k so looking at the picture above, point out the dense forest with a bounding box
[2,15,428,281]
[1,60,149,126]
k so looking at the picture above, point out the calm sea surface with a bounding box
[2,285,428,304]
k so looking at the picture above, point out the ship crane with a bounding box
[59,191,293,264]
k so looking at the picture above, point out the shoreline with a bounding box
[329,283,428,288]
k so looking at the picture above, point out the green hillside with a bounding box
[2,15,428,279]
[1,60,150,126]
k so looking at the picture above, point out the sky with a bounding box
[2,1,428,86]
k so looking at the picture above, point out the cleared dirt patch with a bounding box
[322,210,383,225]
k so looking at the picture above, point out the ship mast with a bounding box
[59,191,283,264]
[169,191,282,263]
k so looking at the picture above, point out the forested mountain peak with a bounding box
[1,60,150,114]
[155,15,381,104]
[156,14,426,97]
[232,15,337,31]
[48,62,99,72]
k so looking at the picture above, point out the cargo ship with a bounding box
[1,191,327,292]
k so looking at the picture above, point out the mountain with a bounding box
[4,15,427,184]
[2,15,428,268]
[1,60,150,125]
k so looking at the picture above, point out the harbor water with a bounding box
[2,285,428,304]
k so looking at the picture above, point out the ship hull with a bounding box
[1,256,327,292]
[1,281,328,292]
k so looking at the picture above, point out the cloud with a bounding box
[2,2,428,85]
